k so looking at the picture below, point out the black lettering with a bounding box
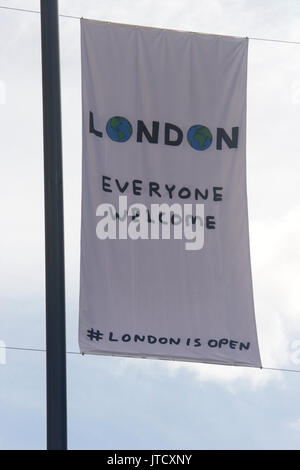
[109,332,118,342]
[164,122,183,146]
[89,111,103,138]
[169,337,181,345]
[206,216,216,229]
[219,338,229,348]
[122,334,131,342]
[115,178,129,193]
[134,335,146,342]
[213,187,223,201]
[102,175,112,193]
[171,213,182,225]
[178,187,191,199]
[159,337,168,344]
[149,182,161,197]
[194,188,208,200]
[137,120,159,143]
[217,127,239,150]
[239,342,250,351]
[132,179,142,196]
[148,335,157,344]
[159,212,165,224]
[165,184,176,199]
[190,215,201,225]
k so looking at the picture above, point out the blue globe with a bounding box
[106,116,133,142]
[187,125,212,151]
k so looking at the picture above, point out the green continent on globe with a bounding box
[194,127,212,147]
[110,117,122,129]
[106,116,132,143]
[117,130,125,139]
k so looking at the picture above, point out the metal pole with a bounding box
[40,0,67,450]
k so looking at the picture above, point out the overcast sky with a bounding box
[1,0,300,450]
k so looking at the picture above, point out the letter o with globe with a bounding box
[106,115,213,150]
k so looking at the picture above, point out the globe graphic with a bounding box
[106,116,133,142]
[187,125,212,151]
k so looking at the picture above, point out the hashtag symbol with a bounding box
[87,328,103,341]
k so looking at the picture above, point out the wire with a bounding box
[249,36,300,46]
[0,3,80,19]
[262,366,300,374]
[1,345,81,355]
[1,345,300,374]
[1,4,300,45]
[0,4,40,15]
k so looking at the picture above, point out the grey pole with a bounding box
[40,0,67,450]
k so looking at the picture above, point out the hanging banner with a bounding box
[79,19,261,367]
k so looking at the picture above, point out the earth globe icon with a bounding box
[187,125,213,151]
[106,116,133,142]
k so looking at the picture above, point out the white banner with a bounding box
[79,19,261,367]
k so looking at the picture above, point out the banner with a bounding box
[79,19,261,367]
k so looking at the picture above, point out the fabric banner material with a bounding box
[79,19,261,367]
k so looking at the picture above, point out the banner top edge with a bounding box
[80,17,248,42]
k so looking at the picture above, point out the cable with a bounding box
[0,4,40,15]
[1,345,300,374]
[262,366,300,374]
[249,36,300,46]
[0,3,80,19]
[1,345,81,355]
[1,4,300,45]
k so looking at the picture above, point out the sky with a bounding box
[1,0,300,450]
